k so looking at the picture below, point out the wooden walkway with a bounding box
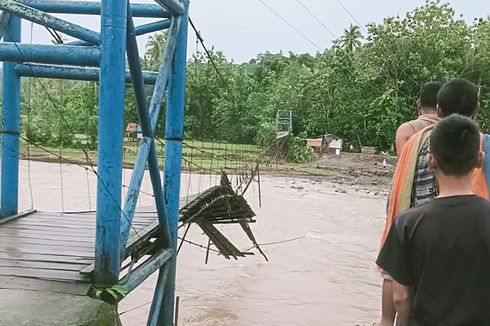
[0,209,159,295]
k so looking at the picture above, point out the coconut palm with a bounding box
[340,24,362,52]
[145,32,168,69]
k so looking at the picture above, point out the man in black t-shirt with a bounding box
[377,114,490,326]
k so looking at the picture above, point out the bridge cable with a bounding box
[256,0,322,51]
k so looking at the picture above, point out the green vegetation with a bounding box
[7,1,490,167]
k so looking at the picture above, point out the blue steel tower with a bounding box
[0,0,188,324]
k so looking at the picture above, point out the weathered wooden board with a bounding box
[0,209,159,294]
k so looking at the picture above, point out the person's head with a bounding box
[429,114,483,178]
[437,79,480,118]
[417,82,441,114]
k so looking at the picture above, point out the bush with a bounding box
[285,133,313,163]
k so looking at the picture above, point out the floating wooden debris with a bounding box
[179,172,265,260]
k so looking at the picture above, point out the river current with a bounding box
[14,160,385,325]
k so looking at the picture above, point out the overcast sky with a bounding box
[20,0,490,63]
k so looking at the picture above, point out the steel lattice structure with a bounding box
[0,0,188,324]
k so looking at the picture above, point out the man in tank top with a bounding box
[395,82,441,155]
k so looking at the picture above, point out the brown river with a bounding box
[15,160,386,325]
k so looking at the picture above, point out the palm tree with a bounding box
[340,24,362,52]
[145,32,168,69]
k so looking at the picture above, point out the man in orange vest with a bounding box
[395,82,441,155]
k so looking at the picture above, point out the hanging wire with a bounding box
[209,141,214,187]
[185,144,192,204]
[123,146,127,199]
[198,140,204,194]
[58,79,65,212]
[86,168,92,211]
[255,0,322,51]
[26,22,34,210]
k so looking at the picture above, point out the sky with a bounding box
[18,0,490,63]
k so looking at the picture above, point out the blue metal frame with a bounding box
[0,15,20,218]
[94,0,128,287]
[160,4,188,323]
[15,64,159,84]
[16,0,169,18]
[0,43,100,65]
[0,0,188,321]
[0,0,100,44]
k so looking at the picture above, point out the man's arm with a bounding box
[392,281,411,326]
[396,123,414,156]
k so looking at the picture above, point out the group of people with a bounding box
[376,79,490,326]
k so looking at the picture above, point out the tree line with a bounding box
[6,1,490,154]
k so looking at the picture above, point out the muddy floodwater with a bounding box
[14,160,387,325]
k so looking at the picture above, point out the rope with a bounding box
[86,168,92,211]
[177,236,221,254]
[243,235,306,252]
[119,300,153,316]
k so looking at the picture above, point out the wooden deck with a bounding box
[0,209,159,295]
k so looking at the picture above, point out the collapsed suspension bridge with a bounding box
[0,0,264,325]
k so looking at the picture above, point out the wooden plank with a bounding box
[0,233,95,245]
[0,233,95,244]
[0,245,93,258]
[0,224,97,235]
[0,226,95,237]
[12,218,95,228]
[0,267,91,282]
[0,209,37,225]
[0,236,95,250]
[0,276,91,295]
[0,252,93,264]
[1,222,151,235]
[0,258,88,271]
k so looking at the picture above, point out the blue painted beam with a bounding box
[119,9,172,260]
[148,142,172,247]
[161,2,189,323]
[119,16,180,258]
[121,249,173,293]
[0,43,100,66]
[0,15,21,219]
[118,10,158,259]
[146,263,171,326]
[0,0,100,44]
[126,9,152,137]
[155,0,184,16]
[66,19,171,47]
[94,0,127,287]
[16,0,169,18]
[120,136,152,260]
[15,64,158,84]
[135,19,171,36]
[149,16,181,129]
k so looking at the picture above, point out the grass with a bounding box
[17,137,335,177]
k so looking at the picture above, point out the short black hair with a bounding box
[419,82,441,108]
[430,114,480,176]
[437,79,479,117]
